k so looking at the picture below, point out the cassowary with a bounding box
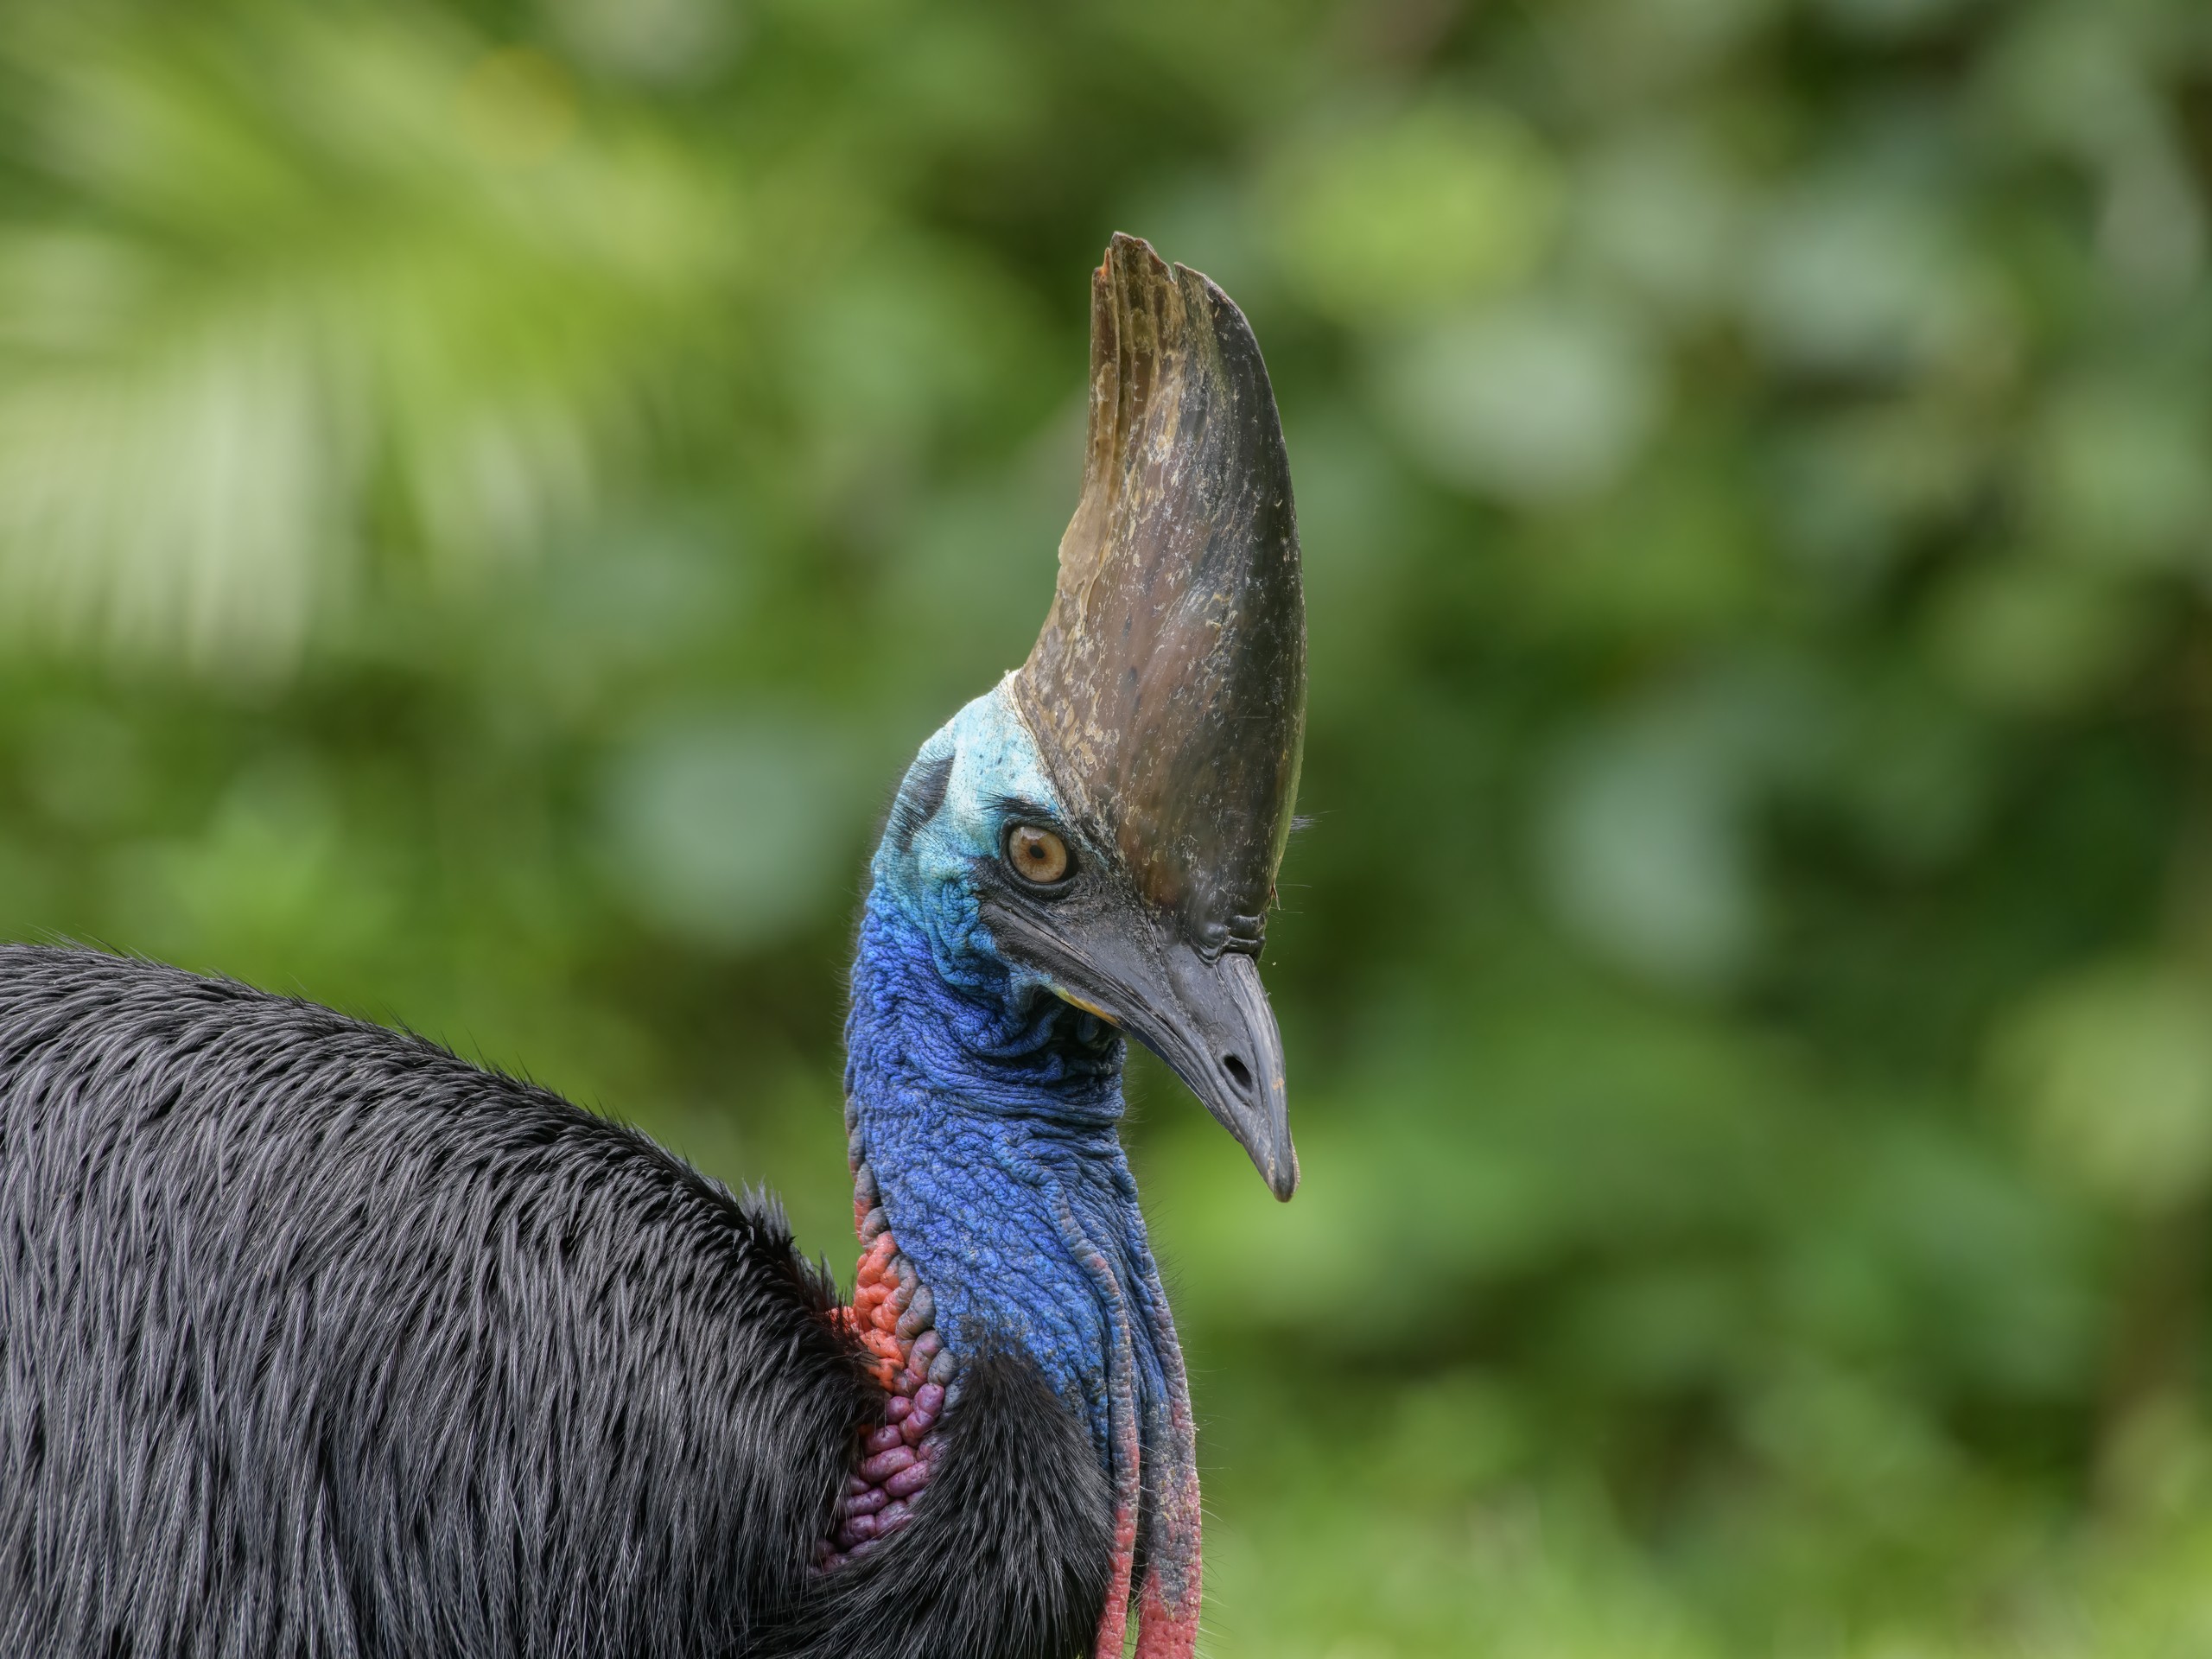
[0,233,1304,1659]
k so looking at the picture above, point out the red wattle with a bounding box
[817,1204,952,1571]
[1133,1565,1203,1659]
[1090,1498,1138,1659]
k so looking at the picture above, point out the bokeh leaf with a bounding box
[0,7,739,671]
[1996,963,2212,1216]
[1379,298,1660,505]
[597,712,873,953]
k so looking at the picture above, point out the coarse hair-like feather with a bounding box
[0,945,1108,1658]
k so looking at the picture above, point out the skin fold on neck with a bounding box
[836,877,1200,1654]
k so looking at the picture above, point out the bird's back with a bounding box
[0,947,1111,1659]
[0,945,864,1657]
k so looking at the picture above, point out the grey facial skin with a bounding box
[979,865,1297,1199]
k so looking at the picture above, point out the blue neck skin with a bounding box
[842,880,1173,1470]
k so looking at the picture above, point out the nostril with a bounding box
[1222,1053,1252,1091]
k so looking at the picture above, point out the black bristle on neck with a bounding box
[0,945,1113,1659]
[772,1343,1113,1659]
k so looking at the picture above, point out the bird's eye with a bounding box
[1004,823,1071,887]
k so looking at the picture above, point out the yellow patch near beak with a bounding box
[1053,987,1121,1026]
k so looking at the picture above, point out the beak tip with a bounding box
[1266,1146,1300,1203]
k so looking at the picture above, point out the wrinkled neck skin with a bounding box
[839,685,1202,1659]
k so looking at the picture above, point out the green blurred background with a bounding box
[5,0,2212,1652]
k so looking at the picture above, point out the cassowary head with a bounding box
[850,232,1304,1658]
[872,232,1305,1197]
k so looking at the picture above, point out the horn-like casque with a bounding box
[1011,233,1306,958]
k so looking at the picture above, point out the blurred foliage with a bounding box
[6,0,2212,1653]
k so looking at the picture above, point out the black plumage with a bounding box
[0,945,1108,1659]
[0,232,1306,1659]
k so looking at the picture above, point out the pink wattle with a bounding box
[1090,1490,1205,1658]
[839,1139,1206,1659]
[1084,1281,1203,1659]
[816,1183,956,1572]
[1135,1565,1205,1659]
[1090,1498,1140,1659]
[1125,1393,1205,1659]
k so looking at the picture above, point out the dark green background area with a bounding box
[5,1,2212,1651]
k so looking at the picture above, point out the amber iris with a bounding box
[1005,823,1071,886]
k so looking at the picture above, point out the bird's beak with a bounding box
[1131,944,1296,1202]
[978,886,1298,1200]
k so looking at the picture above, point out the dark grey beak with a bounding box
[977,886,1298,1200]
[1138,947,1296,1201]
